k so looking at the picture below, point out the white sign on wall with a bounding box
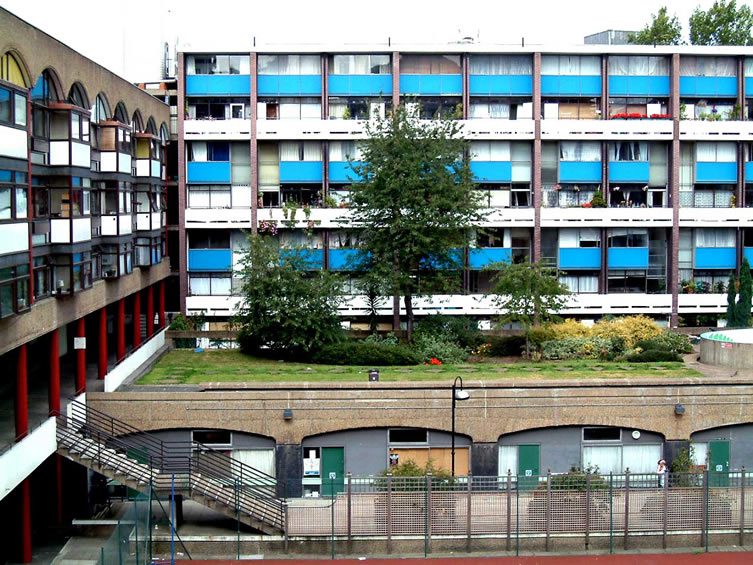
[74,337,87,350]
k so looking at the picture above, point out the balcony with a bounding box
[558,247,601,270]
[679,120,753,140]
[328,75,392,96]
[470,161,512,183]
[185,207,252,228]
[541,119,673,141]
[559,161,602,183]
[460,119,535,140]
[541,75,601,97]
[280,248,324,270]
[679,76,737,97]
[399,74,462,96]
[184,118,251,140]
[608,161,650,183]
[257,75,321,96]
[279,161,323,183]
[679,207,753,226]
[258,207,351,229]
[476,207,535,227]
[135,212,162,232]
[468,75,532,96]
[188,249,233,272]
[329,161,362,183]
[695,247,736,270]
[541,207,673,226]
[256,119,368,141]
[186,294,241,317]
[0,124,27,159]
[695,161,737,183]
[607,247,649,269]
[468,248,511,269]
[49,140,90,168]
[328,248,367,271]
[187,161,231,184]
[608,75,670,97]
[186,75,250,96]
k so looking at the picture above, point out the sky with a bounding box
[2,0,752,82]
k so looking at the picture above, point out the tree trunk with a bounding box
[404,293,414,343]
[392,295,401,332]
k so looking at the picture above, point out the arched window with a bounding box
[114,102,128,124]
[31,70,62,103]
[68,83,89,109]
[92,94,111,123]
[0,51,29,87]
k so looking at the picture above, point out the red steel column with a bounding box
[49,329,60,416]
[75,317,86,394]
[98,308,108,379]
[15,343,28,440]
[159,280,166,330]
[19,478,32,562]
[146,286,155,337]
[133,292,142,347]
[116,298,126,361]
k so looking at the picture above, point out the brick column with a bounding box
[75,317,86,394]
[116,298,126,361]
[15,343,28,440]
[49,329,60,416]
[133,291,142,347]
[670,53,681,328]
[250,52,259,232]
[532,52,542,263]
[98,307,107,379]
[392,51,400,110]
[146,285,155,337]
[176,52,188,313]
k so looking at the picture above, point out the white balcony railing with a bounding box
[184,118,252,139]
[541,207,673,227]
[679,207,753,226]
[679,120,753,140]
[541,119,673,141]
[185,207,253,228]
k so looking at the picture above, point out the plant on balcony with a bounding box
[649,113,672,119]
[281,201,299,228]
[680,103,687,120]
[589,192,608,208]
[680,279,697,294]
[730,195,737,208]
[258,219,278,235]
[323,195,338,208]
[611,112,648,120]
[341,107,352,120]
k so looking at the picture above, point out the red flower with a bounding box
[429,357,442,365]
[582,202,592,208]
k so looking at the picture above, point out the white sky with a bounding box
[2,0,752,82]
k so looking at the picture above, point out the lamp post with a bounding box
[451,376,470,477]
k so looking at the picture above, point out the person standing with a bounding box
[657,459,668,487]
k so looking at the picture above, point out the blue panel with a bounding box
[420,249,464,270]
[328,249,368,271]
[608,75,670,97]
[559,161,602,183]
[744,248,753,265]
[328,75,392,96]
[280,249,324,270]
[329,161,363,183]
[608,161,650,183]
[695,247,736,270]
[188,249,232,272]
[679,76,738,98]
[185,75,250,96]
[746,162,753,182]
[747,78,753,96]
[470,161,512,183]
[469,248,512,269]
[279,161,323,183]
[187,161,231,184]
[695,162,738,183]
[257,75,322,96]
[541,75,602,96]
[468,75,532,96]
[607,247,649,269]
[399,74,462,95]
[558,248,602,270]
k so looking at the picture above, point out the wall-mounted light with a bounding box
[674,404,685,416]
[283,408,293,420]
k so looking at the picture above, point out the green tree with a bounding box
[736,258,753,326]
[348,103,482,340]
[234,235,344,357]
[689,0,753,45]
[629,6,683,45]
[726,271,737,326]
[490,261,571,355]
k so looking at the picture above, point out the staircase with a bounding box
[56,401,285,535]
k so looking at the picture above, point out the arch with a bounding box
[91,92,111,123]
[131,109,144,132]
[31,68,64,102]
[159,122,169,143]
[0,50,31,87]
[113,101,128,124]
[67,81,89,109]
[145,116,158,135]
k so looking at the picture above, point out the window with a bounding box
[257,55,320,75]
[188,97,250,120]
[608,56,669,76]
[279,141,321,161]
[583,427,621,441]
[680,57,736,77]
[695,142,736,162]
[608,270,647,293]
[560,228,600,248]
[331,54,390,74]
[610,142,648,161]
[388,429,428,444]
[469,55,531,75]
[186,55,250,75]
[400,55,461,74]
[188,141,230,162]
[101,243,133,278]
[189,230,230,249]
[608,229,648,248]
[0,263,30,317]
[33,256,50,300]
[0,170,27,221]
[543,98,600,120]
[0,85,27,128]
[608,97,668,118]
[559,142,600,161]
[329,141,362,161]
[559,274,598,293]
[471,141,510,161]
[409,97,461,119]
[695,228,735,248]
[192,430,232,447]
[541,55,600,76]
[328,97,389,120]
[189,273,232,295]
[188,185,231,208]
[50,252,93,293]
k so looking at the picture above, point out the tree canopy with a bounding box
[629,6,683,45]
[347,103,482,339]
[689,0,753,45]
[725,258,753,328]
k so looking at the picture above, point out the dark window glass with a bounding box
[193,430,231,445]
[0,87,10,123]
[583,427,621,441]
[389,429,428,443]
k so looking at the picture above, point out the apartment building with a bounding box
[0,8,170,562]
[178,44,753,328]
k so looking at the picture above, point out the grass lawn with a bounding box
[137,349,701,385]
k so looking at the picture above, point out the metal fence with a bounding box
[286,471,753,553]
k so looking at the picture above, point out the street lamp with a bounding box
[451,376,470,477]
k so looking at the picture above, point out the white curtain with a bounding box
[716,142,737,162]
[583,446,622,475]
[560,142,600,161]
[280,142,300,161]
[691,443,709,467]
[303,142,321,161]
[579,276,599,293]
[559,228,578,248]
[298,55,320,74]
[622,445,662,474]
[470,55,531,74]
[301,103,321,119]
[190,142,207,162]
[609,56,629,76]
[330,141,359,161]
[329,103,347,119]
[745,59,753,77]
[580,228,600,245]
[498,446,518,477]
[696,228,735,248]
[189,276,211,295]
[280,103,300,120]
[611,142,648,161]
[648,56,669,75]
[541,56,559,75]
[212,276,232,295]
[212,190,231,208]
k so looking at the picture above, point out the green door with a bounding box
[518,444,540,491]
[709,440,730,487]
[321,447,345,496]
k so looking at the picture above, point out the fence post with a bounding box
[117,520,123,565]
[609,472,614,555]
[386,473,393,554]
[235,478,240,560]
[283,501,290,554]
[330,477,336,560]
[425,473,432,556]
[545,471,551,552]
[147,485,153,562]
[623,469,630,551]
[740,466,746,547]
[466,473,472,553]
[515,474,520,557]
[702,469,709,551]
[346,472,352,543]
[585,473,591,550]
[506,469,512,552]
[662,468,669,549]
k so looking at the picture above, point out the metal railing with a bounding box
[57,400,285,532]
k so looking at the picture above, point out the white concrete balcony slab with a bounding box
[186,207,253,228]
[459,119,536,140]
[184,118,251,140]
[560,293,672,315]
[541,207,673,227]
[679,120,753,140]
[256,119,368,140]
[257,207,352,229]
[541,119,673,141]
[477,207,535,227]
[186,294,241,316]
[678,293,728,313]
[679,207,753,226]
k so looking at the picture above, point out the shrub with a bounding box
[526,326,557,351]
[313,341,420,366]
[413,315,483,349]
[363,333,399,346]
[592,315,662,349]
[625,349,682,363]
[413,334,469,364]
[488,335,526,357]
[542,337,625,360]
[635,331,693,355]
[548,319,591,340]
